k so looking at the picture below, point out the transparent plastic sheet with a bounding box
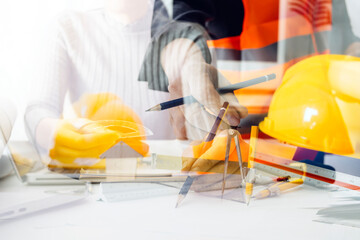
[79,145,252,202]
[95,173,254,203]
[6,141,42,180]
[80,120,153,140]
[189,173,246,203]
[5,119,155,182]
[79,153,184,182]
[42,120,153,170]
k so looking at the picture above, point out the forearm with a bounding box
[24,103,61,151]
[180,61,221,111]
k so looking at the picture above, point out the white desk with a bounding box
[1,141,360,240]
[2,175,360,239]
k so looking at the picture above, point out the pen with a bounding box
[175,102,229,208]
[146,74,275,112]
[245,126,259,205]
[254,178,304,199]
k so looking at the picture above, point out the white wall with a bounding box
[346,0,360,38]
[0,0,104,140]
[0,0,173,140]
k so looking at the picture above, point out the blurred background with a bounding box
[0,0,359,141]
[0,0,173,141]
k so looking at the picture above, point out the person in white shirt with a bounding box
[25,0,245,164]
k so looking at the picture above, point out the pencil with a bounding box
[175,176,194,208]
[217,73,275,94]
[146,95,197,112]
[204,102,229,142]
[254,178,304,199]
[146,74,275,112]
[245,126,259,205]
[175,102,229,208]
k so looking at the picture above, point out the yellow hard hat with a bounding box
[259,54,360,155]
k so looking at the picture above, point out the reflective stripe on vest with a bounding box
[208,0,332,114]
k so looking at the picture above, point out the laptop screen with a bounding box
[6,141,42,182]
[4,137,81,183]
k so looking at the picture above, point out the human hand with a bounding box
[37,93,150,168]
[73,93,143,126]
[181,130,249,174]
[162,39,247,140]
[73,93,149,156]
[345,42,360,58]
[48,118,120,168]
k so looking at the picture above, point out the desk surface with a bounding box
[1,141,360,240]
[1,175,360,240]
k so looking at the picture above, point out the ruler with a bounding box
[98,182,182,202]
[254,152,360,191]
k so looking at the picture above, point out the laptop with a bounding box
[4,141,84,185]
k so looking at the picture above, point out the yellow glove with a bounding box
[72,93,149,156]
[182,130,249,174]
[49,118,120,168]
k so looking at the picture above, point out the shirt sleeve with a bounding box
[138,21,212,92]
[24,15,72,143]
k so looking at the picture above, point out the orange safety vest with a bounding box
[208,0,332,115]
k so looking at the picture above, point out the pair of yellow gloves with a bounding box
[49,93,249,171]
[49,93,149,168]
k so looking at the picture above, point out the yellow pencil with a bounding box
[255,178,304,199]
[245,126,259,205]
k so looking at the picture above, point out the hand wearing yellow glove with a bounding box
[73,93,141,124]
[72,93,149,156]
[182,130,249,174]
[49,118,120,168]
[49,93,149,168]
